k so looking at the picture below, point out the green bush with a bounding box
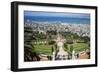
[48,41,56,45]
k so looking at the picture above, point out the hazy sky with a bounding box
[24,11,90,19]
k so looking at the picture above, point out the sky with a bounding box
[24,11,90,19]
[24,11,90,24]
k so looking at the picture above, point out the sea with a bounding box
[24,16,90,24]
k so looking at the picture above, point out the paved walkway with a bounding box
[79,51,90,59]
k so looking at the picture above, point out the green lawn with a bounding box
[33,42,89,55]
[67,43,89,52]
[33,44,52,55]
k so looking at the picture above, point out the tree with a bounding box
[70,45,73,53]
[24,26,40,62]
[48,40,56,45]
[69,45,74,59]
[64,43,68,51]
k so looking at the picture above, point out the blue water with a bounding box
[24,16,90,24]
